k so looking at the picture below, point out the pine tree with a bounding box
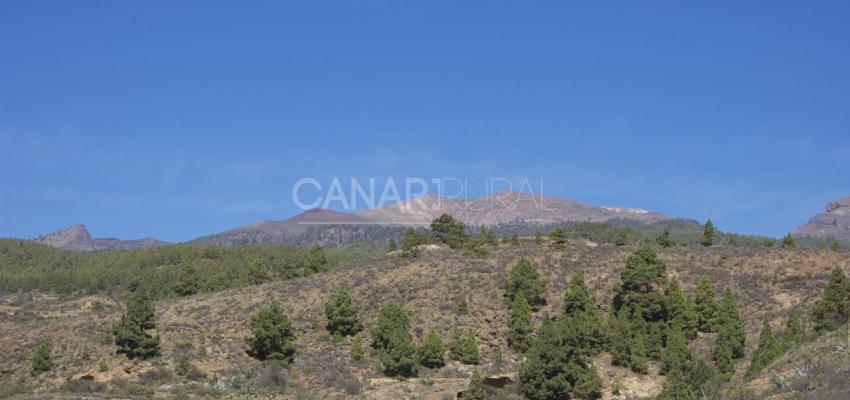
[510,233,520,246]
[613,246,668,318]
[562,272,605,355]
[747,320,779,376]
[549,227,567,249]
[112,291,160,359]
[30,341,52,375]
[534,231,543,245]
[449,329,480,365]
[325,287,362,337]
[400,228,427,258]
[305,244,328,273]
[607,308,632,368]
[614,228,628,246]
[713,337,735,377]
[417,328,445,368]
[665,277,699,340]
[781,311,805,350]
[657,227,674,248]
[245,259,270,285]
[430,213,467,249]
[701,219,715,247]
[657,369,699,400]
[831,241,842,252]
[508,291,534,353]
[387,238,397,253]
[173,262,201,296]
[245,302,295,364]
[694,276,718,332]
[378,327,419,377]
[661,326,692,376]
[715,288,746,358]
[464,368,487,400]
[781,233,796,249]
[812,267,850,333]
[520,317,602,400]
[504,258,546,307]
[658,343,716,400]
[629,329,649,374]
[371,301,410,350]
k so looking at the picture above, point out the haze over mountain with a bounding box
[355,190,668,226]
[33,224,168,252]
[793,196,850,242]
[190,191,670,246]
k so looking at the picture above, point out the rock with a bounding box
[793,196,850,242]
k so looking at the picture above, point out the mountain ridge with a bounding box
[33,224,168,252]
[792,196,850,242]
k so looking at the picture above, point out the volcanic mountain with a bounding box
[34,224,168,252]
[793,196,850,242]
[189,208,371,246]
[354,190,669,226]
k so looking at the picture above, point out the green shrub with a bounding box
[30,341,52,374]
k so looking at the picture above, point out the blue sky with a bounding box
[2,1,849,242]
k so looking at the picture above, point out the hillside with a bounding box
[2,240,848,399]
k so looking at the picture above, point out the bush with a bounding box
[245,302,295,365]
[350,336,364,361]
[30,341,52,374]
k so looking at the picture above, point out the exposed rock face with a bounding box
[355,190,669,226]
[793,196,850,241]
[33,224,168,252]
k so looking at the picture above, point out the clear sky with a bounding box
[2,1,849,242]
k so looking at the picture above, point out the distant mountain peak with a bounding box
[793,196,850,241]
[33,224,167,252]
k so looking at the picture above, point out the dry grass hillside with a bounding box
[1,240,848,399]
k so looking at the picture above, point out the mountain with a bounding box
[354,190,669,226]
[190,208,372,246]
[792,196,850,242]
[193,192,670,246]
[33,224,168,252]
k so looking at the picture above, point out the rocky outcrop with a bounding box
[33,224,168,252]
[793,196,850,242]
